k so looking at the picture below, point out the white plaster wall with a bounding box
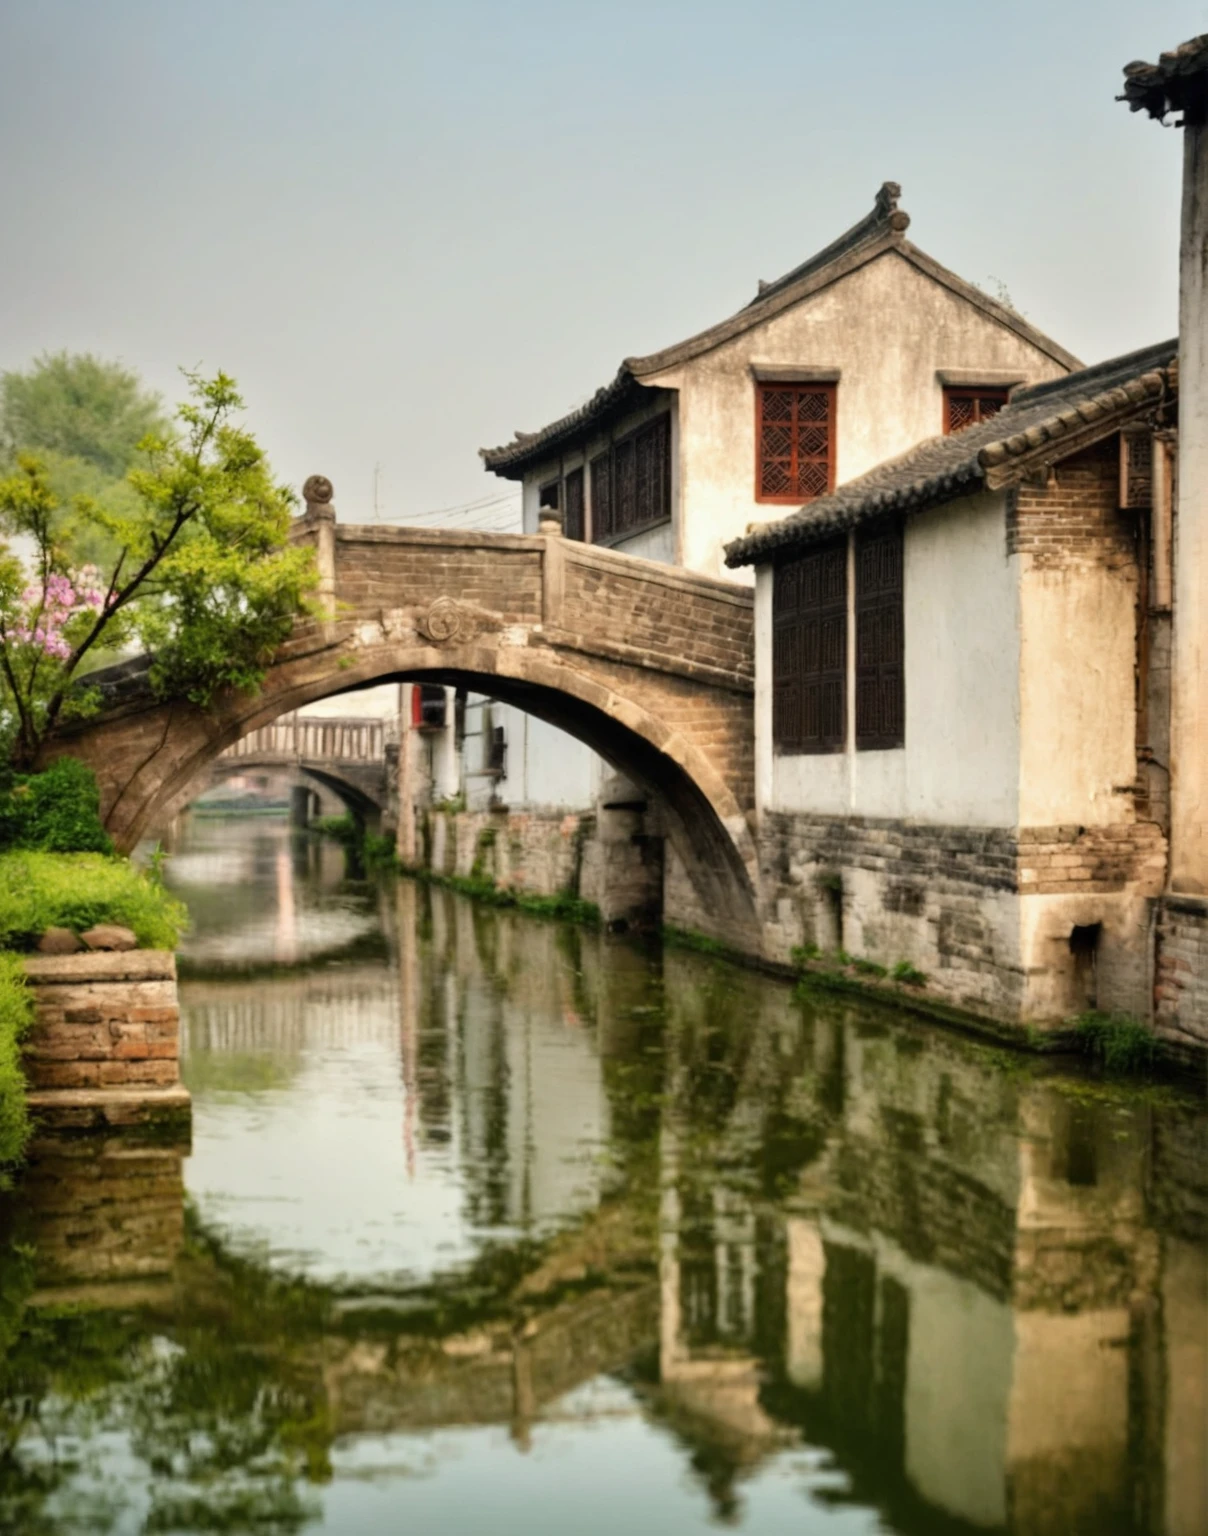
[771,492,1021,827]
[462,697,600,812]
[1018,561,1138,827]
[901,1262,1013,1529]
[647,252,1069,581]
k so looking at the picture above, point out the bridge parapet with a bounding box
[221,712,387,766]
[55,514,760,941]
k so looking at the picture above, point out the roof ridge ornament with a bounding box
[875,180,910,233]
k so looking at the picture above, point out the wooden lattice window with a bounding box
[563,466,585,540]
[943,387,1008,435]
[772,538,847,753]
[590,414,671,543]
[855,520,904,751]
[1119,429,1153,509]
[757,383,835,504]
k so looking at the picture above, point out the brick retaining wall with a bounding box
[21,951,191,1129]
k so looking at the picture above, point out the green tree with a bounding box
[0,351,167,478]
[0,372,317,768]
[0,352,169,572]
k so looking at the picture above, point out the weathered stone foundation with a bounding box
[21,951,192,1131]
[1156,895,1208,1053]
[420,780,663,929]
[754,811,1169,1027]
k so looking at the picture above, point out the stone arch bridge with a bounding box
[54,504,758,936]
[209,711,390,824]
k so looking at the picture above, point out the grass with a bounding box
[0,850,188,950]
[405,865,601,927]
[663,925,733,957]
[0,954,34,1176]
[1073,1011,1160,1075]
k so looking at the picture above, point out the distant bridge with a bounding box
[211,711,391,821]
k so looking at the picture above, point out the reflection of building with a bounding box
[656,965,1208,1533]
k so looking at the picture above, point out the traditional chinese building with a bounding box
[725,342,1178,1025]
[481,183,1077,581]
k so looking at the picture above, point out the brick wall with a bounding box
[22,951,186,1098]
[1007,438,1137,570]
[757,812,1169,1024]
[336,527,545,624]
[1156,895,1208,1052]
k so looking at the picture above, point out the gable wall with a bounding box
[649,251,1069,581]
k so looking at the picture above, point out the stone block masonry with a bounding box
[1156,896,1208,1054]
[757,812,1169,1026]
[21,951,191,1130]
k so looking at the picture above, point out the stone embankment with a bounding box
[21,950,190,1131]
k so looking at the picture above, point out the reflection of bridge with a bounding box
[211,711,390,821]
[54,485,759,940]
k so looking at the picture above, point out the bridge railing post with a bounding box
[300,475,338,641]
[539,508,565,630]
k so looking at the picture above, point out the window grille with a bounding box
[757,384,835,504]
[772,537,847,753]
[589,414,671,543]
[563,466,585,540]
[1119,429,1153,508]
[855,520,904,750]
[486,724,507,776]
[943,387,1008,435]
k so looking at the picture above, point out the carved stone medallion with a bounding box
[418,596,478,645]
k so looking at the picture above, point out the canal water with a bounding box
[1,816,1205,1535]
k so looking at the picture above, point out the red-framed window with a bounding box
[756,383,835,504]
[943,387,1008,435]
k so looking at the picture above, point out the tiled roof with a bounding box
[1120,34,1208,120]
[724,339,1177,568]
[480,184,1080,479]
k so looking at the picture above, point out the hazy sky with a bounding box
[0,2,1200,526]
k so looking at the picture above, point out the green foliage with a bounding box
[891,960,928,987]
[1,351,167,479]
[0,370,317,766]
[311,812,360,847]
[0,850,187,949]
[0,954,33,1174]
[0,756,112,853]
[403,865,601,928]
[1073,1011,1159,1075]
[851,956,888,978]
[663,925,731,957]
[470,825,497,881]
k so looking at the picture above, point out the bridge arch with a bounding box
[51,522,759,940]
[203,756,383,825]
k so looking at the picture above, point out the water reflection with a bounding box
[0,817,1204,1534]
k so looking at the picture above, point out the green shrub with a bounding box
[0,757,112,854]
[0,851,187,949]
[1073,1012,1158,1075]
[0,954,33,1173]
[311,813,359,847]
[891,960,928,987]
